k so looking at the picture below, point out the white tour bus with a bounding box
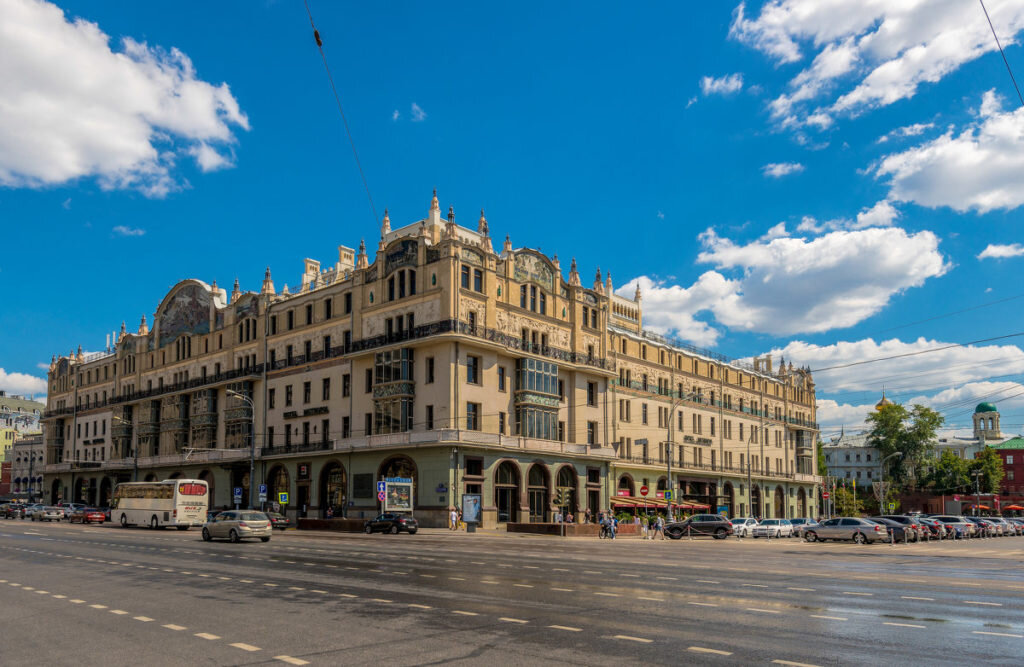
[110,479,209,530]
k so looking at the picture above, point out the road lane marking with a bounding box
[481,581,500,585]
[842,592,872,596]
[452,610,478,616]
[514,584,534,588]
[552,568,569,572]
[811,615,847,621]
[133,616,154,622]
[594,592,619,597]
[773,660,822,667]
[163,624,187,631]
[338,593,358,598]
[89,604,108,609]
[548,625,582,632]
[551,587,574,592]
[289,587,305,591]
[264,583,278,587]
[689,602,718,607]
[901,596,934,601]
[742,584,768,588]
[964,601,1002,606]
[275,656,310,665]
[620,574,639,578]
[883,622,925,629]
[449,577,466,581]
[370,598,392,603]
[22,586,34,590]
[696,580,720,584]
[747,608,780,614]
[70,599,85,604]
[614,635,653,643]
[52,595,67,599]
[638,597,664,601]
[500,617,528,624]
[409,604,433,610]
[239,579,255,584]
[231,643,261,652]
[788,587,815,591]
[110,610,129,615]
[689,647,732,656]
[583,570,602,574]
[973,631,1023,638]
[657,576,678,581]
[35,590,49,595]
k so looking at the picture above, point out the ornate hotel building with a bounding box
[41,192,821,527]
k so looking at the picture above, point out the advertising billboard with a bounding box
[384,477,414,512]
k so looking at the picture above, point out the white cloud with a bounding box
[112,225,145,237]
[731,0,1024,127]
[760,222,789,240]
[410,102,427,122]
[187,142,232,172]
[793,200,899,234]
[656,210,665,219]
[61,198,71,209]
[0,0,248,197]
[873,91,1024,212]
[685,96,698,108]
[762,162,804,178]
[0,367,47,397]
[392,109,400,121]
[700,73,744,96]
[978,243,1024,260]
[619,225,948,343]
[877,122,935,143]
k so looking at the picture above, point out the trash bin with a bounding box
[466,522,477,533]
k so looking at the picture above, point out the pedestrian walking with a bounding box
[610,514,618,540]
[567,512,574,523]
[457,507,464,530]
[599,513,609,539]
[656,514,666,540]
[585,508,592,524]
[449,507,458,531]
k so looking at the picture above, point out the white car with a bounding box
[751,518,795,538]
[730,517,758,538]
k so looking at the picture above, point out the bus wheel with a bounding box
[120,514,128,528]
[150,516,159,529]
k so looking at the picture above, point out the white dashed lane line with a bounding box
[883,622,925,629]
[901,596,934,601]
[964,601,1002,606]
[195,633,220,640]
[275,656,310,666]
[811,614,847,621]
[688,646,732,656]
[973,631,1023,638]
[230,642,261,652]
[500,617,529,624]
[548,625,582,632]
[614,635,653,643]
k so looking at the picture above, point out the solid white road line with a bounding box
[883,622,925,629]
[548,625,582,632]
[614,635,653,643]
[688,647,732,656]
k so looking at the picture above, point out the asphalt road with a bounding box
[1,521,1022,666]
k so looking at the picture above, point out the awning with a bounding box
[1003,504,1024,510]
[609,496,709,510]
[969,504,991,510]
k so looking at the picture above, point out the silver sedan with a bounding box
[803,517,890,544]
[202,510,272,543]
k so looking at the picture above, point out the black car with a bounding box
[1,504,26,519]
[665,514,734,540]
[871,515,923,542]
[869,517,911,542]
[265,512,291,530]
[364,513,418,535]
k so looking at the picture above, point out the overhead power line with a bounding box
[303,0,380,226]
[811,332,1024,373]
[979,0,1024,108]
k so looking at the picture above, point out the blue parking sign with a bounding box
[233,486,243,501]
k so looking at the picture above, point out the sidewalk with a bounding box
[285,526,646,540]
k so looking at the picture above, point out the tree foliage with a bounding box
[816,440,828,477]
[968,447,1004,495]
[833,486,862,516]
[865,404,944,488]
[928,448,969,492]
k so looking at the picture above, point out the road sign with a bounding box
[377,481,386,493]
[258,484,268,503]
[635,438,648,445]
[640,485,649,497]
[888,502,895,511]
[822,492,830,499]
[233,487,243,502]
[377,491,386,502]
[953,495,960,501]
[664,491,673,500]
[278,492,289,504]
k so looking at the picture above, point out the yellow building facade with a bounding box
[42,192,820,526]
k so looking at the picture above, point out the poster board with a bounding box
[384,477,414,512]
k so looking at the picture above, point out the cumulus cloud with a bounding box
[112,225,145,237]
[0,367,47,397]
[700,73,744,96]
[731,0,1024,127]
[762,162,804,178]
[978,243,1024,260]
[873,91,1024,212]
[410,102,427,121]
[619,226,949,343]
[794,200,900,234]
[392,109,400,121]
[877,122,936,143]
[0,0,248,197]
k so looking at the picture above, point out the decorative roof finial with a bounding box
[569,258,581,286]
[478,209,489,236]
[261,266,276,296]
[605,271,613,293]
[381,208,391,236]
[430,188,439,212]
[211,279,218,291]
[445,205,457,238]
[76,345,84,362]
[428,188,441,225]
[231,277,241,302]
[138,314,149,335]
[356,238,369,269]
[634,281,642,302]
[503,233,513,255]
[594,268,603,293]
[119,321,127,341]
[49,355,56,371]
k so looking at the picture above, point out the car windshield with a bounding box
[239,513,267,521]
[762,520,779,525]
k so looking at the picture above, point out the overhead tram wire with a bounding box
[303,0,380,226]
[870,291,1024,336]
[979,0,1024,108]
[810,332,1024,373]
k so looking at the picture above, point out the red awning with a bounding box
[1003,504,1024,510]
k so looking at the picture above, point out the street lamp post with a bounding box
[227,390,256,509]
[971,469,982,517]
[879,452,903,515]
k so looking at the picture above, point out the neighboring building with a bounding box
[823,430,880,485]
[935,402,1012,460]
[0,390,44,464]
[42,193,821,525]
[0,461,10,497]
[10,434,44,502]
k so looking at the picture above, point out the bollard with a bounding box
[889,528,894,548]
[688,524,693,541]
[904,529,908,545]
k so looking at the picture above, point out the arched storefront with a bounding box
[168,471,183,480]
[722,482,735,517]
[617,474,635,496]
[555,465,578,518]
[751,484,762,519]
[51,478,63,504]
[144,473,158,482]
[494,460,520,523]
[267,465,290,512]
[378,455,418,508]
[797,488,807,517]
[99,477,113,507]
[527,464,550,522]
[319,461,347,518]
[774,486,785,519]
[73,478,87,504]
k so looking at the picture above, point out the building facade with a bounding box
[0,391,44,463]
[823,431,880,485]
[10,434,44,501]
[42,193,821,526]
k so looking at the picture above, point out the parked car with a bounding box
[30,506,64,522]
[803,517,890,544]
[202,510,272,543]
[1006,518,1024,534]
[69,507,107,524]
[987,517,1016,536]
[363,513,419,535]
[752,518,795,538]
[730,517,758,537]
[872,515,926,542]
[869,517,914,542]
[930,515,975,539]
[58,503,85,520]
[665,514,734,540]
[1,503,26,519]
[916,517,948,539]
[264,512,291,530]
[966,516,999,537]
[789,518,818,537]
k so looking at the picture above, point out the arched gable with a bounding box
[155,279,213,348]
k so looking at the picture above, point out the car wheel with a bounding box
[120,514,128,528]
[853,532,867,544]
[202,528,212,542]
[229,529,240,543]
[389,525,399,535]
[666,530,681,540]
[364,524,373,534]
[714,528,727,540]
[260,536,271,542]
[150,516,159,529]
[804,531,817,542]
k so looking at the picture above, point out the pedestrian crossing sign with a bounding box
[278,492,289,504]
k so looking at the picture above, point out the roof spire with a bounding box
[605,271,613,293]
[381,208,391,236]
[478,209,489,236]
[261,266,276,296]
[356,239,369,269]
[594,267,604,293]
[503,233,512,255]
[569,258,581,286]
[428,188,441,225]
[231,277,241,302]
[634,281,642,302]
[445,205,457,238]
[138,314,149,335]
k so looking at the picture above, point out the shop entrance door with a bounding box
[496,487,517,523]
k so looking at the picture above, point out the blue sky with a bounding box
[3,0,1024,436]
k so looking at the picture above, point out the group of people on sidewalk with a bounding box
[596,511,668,539]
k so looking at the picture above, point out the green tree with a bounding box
[833,486,863,516]
[865,404,944,488]
[816,440,828,477]
[968,446,1004,495]
[929,448,969,492]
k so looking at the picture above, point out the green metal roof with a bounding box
[993,437,1024,450]
[976,402,998,413]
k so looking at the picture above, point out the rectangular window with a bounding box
[304,340,312,361]
[539,291,546,315]
[467,355,480,384]
[266,426,274,447]
[399,270,407,299]
[287,310,294,330]
[322,377,330,401]
[268,388,276,409]
[344,292,352,314]
[590,308,597,328]
[520,285,527,308]
[323,335,331,355]
[558,379,565,400]
[710,417,716,436]
[461,266,471,289]
[388,275,396,301]
[342,416,350,439]
[530,286,537,311]
[426,357,435,384]
[321,419,330,443]
[587,421,597,445]
[498,366,506,391]
[364,413,372,437]
[426,405,434,430]
[365,369,373,393]
[303,381,311,404]
[409,270,416,296]
[642,403,648,425]
[467,402,481,431]
[587,381,597,406]
[678,410,683,431]
[499,412,506,434]
[342,373,351,397]
[285,385,293,406]
[473,268,483,292]
[558,421,565,442]
[270,316,277,335]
